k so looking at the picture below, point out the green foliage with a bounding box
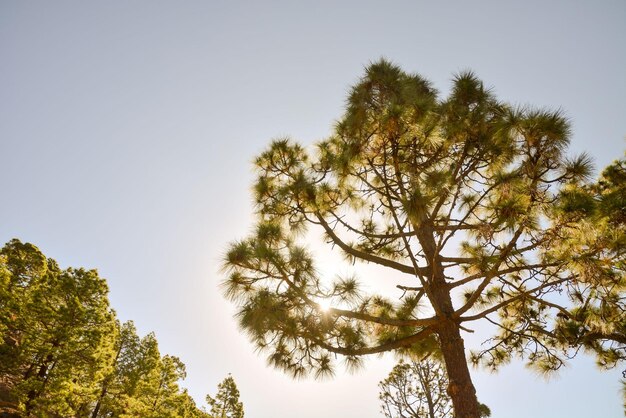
[0,239,115,415]
[0,239,211,417]
[223,60,625,417]
[206,374,244,418]
[545,155,626,370]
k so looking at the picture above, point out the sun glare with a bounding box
[316,298,332,312]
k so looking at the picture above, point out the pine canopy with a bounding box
[223,60,625,417]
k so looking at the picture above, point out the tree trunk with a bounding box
[91,383,107,418]
[24,353,53,413]
[438,320,480,418]
[415,224,481,418]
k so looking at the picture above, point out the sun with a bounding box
[316,298,332,312]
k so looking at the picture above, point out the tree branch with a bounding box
[315,213,429,276]
[317,326,435,356]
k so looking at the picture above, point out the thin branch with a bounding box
[328,307,437,328]
[459,276,571,322]
[315,213,429,276]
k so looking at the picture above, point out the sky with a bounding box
[1,1,625,417]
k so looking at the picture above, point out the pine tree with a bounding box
[379,358,490,418]
[380,358,452,418]
[206,375,244,418]
[0,240,115,416]
[222,60,625,418]
[549,155,626,362]
[0,240,48,393]
[120,338,204,418]
[91,320,142,417]
[0,240,211,417]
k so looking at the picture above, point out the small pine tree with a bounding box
[379,358,490,418]
[206,375,244,418]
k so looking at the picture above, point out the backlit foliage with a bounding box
[223,60,625,416]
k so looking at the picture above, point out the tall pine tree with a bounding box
[222,60,625,417]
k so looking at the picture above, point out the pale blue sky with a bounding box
[1,1,625,417]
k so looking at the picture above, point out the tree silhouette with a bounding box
[379,358,452,418]
[379,358,490,418]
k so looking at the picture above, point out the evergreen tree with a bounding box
[379,359,452,418]
[379,358,490,418]
[118,332,166,416]
[222,60,625,418]
[92,323,211,418]
[547,155,626,364]
[120,338,208,418]
[144,355,187,416]
[0,241,47,392]
[0,240,115,416]
[175,388,211,418]
[91,320,141,417]
[206,374,244,418]
[0,240,211,417]
[0,240,49,414]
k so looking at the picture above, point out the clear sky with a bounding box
[1,1,625,417]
